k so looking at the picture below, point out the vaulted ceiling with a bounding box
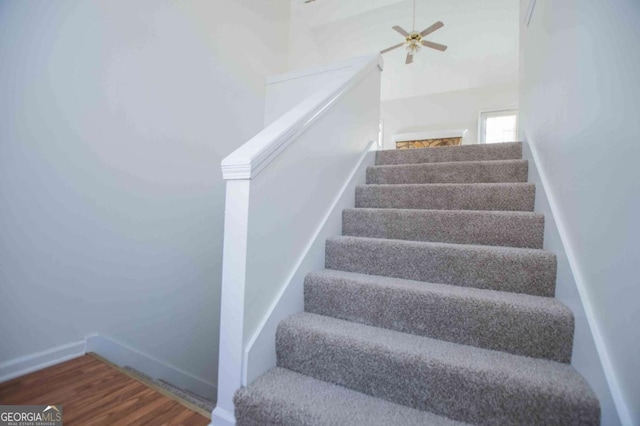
[289,0,519,100]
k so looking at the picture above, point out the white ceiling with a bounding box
[289,0,520,100]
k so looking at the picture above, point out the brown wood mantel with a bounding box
[396,137,462,149]
[393,129,468,150]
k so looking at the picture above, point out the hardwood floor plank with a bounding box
[0,355,209,425]
[144,401,198,426]
[110,395,177,426]
[0,355,94,400]
[122,399,180,425]
[80,388,161,425]
[88,353,212,418]
[182,412,211,426]
[63,381,143,423]
[10,363,122,404]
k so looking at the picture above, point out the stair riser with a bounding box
[375,142,523,165]
[304,273,573,362]
[343,209,545,249]
[356,184,535,211]
[367,160,528,184]
[326,238,557,297]
[276,322,598,425]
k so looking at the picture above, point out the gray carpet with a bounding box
[276,313,598,426]
[355,183,536,211]
[234,368,468,426]
[367,159,528,184]
[325,236,557,297]
[304,269,574,362]
[375,141,522,165]
[235,142,600,425]
[342,208,545,248]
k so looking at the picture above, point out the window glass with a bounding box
[479,110,518,143]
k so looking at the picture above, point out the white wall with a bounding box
[0,0,289,395]
[519,0,640,424]
[381,82,519,149]
[264,60,358,126]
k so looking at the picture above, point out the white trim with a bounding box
[85,334,217,400]
[221,54,382,181]
[0,340,85,383]
[526,139,633,426]
[266,62,352,86]
[210,407,236,426]
[242,143,376,386]
[213,179,251,424]
[266,55,383,85]
[393,129,468,143]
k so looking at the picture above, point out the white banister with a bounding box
[212,54,383,425]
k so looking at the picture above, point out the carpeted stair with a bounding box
[234,141,600,425]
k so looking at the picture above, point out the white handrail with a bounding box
[212,54,383,426]
[221,54,383,180]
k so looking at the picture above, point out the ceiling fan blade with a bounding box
[421,40,448,52]
[405,52,414,64]
[392,25,410,37]
[419,21,444,37]
[380,42,405,54]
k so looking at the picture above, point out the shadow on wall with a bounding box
[0,0,289,396]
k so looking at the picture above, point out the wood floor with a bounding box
[0,355,209,425]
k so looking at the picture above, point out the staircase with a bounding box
[233,142,600,425]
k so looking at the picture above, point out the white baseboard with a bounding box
[211,407,236,426]
[0,340,85,383]
[85,334,217,400]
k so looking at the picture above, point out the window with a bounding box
[479,110,518,144]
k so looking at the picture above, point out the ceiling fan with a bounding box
[381,0,448,64]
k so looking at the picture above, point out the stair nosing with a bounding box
[309,269,567,311]
[278,312,592,396]
[359,182,534,188]
[236,367,468,426]
[367,158,528,170]
[344,207,544,217]
[328,235,554,256]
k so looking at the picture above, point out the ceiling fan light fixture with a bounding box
[380,0,448,64]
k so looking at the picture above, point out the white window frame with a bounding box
[478,108,519,144]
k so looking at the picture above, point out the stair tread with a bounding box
[308,268,566,316]
[277,313,599,425]
[305,269,573,362]
[367,159,528,184]
[371,158,527,168]
[361,182,534,187]
[235,367,466,426]
[280,312,591,392]
[328,235,553,257]
[346,207,543,217]
[326,236,557,297]
[376,141,523,165]
[356,183,536,211]
[343,208,545,249]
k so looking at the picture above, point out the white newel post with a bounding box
[211,179,250,426]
